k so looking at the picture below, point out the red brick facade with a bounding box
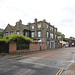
[9,43,45,53]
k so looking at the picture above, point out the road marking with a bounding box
[59,69,63,75]
[56,68,63,75]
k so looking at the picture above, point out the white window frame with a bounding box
[38,24,41,28]
[32,25,34,29]
[10,31,13,35]
[16,30,20,35]
[47,25,48,28]
[55,34,57,39]
[31,32,34,38]
[47,32,49,37]
[5,32,8,36]
[55,29,56,33]
[38,31,41,37]
[50,27,53,31]
[50,33,53,39]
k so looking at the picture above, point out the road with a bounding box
[0,47,75,75]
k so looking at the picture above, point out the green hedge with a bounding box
[0,34,35,43]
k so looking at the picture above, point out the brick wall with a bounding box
[9,42,16,53]
[29,43,45,50]
[9,43,45,53]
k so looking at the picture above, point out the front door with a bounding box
[50,41,54,49]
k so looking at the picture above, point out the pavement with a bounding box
[0,47,75,75]
[64,63,75,75]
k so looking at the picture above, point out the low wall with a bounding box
[30,43,45,50]
[9,43,45,53]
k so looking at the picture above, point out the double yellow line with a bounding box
[56,68,63,75]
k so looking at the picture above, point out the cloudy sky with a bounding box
[0,0,75,38]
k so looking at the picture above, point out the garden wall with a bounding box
[9,42,45,53]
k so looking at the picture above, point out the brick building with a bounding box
[67,38,75,47]
[3,20,31,37]
[28,19,57,49]
[4,18,58,49]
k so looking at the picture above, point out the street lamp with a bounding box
[39,39,42,51]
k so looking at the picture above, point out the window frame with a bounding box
[5,32,8,36]
[47,31,49,38]
[50,33,53,39]
[50,26,53,31]
[10,31,13,35]
[32,25,34,29]
[38,31,41,37]
[16,30,20,35]
[38,24,41,28]
[47,24,48,29]
[31,32,34,38]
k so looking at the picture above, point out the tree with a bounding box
[57,32,62,36]
[57,31,67,42]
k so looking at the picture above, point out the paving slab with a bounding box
[64,63,75,75]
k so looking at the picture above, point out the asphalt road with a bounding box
[0,47,75,75]
[0,58,60,75]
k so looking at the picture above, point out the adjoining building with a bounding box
[3,20,31,37]
[67,38,75,47]
[3,18,58,49]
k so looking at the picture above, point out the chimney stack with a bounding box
[34,18,37,23]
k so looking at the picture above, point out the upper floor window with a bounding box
[31,32,34,38]
[38,31,41,37]
[50,33,53,39]
[55,29,57,33]
[50,26,53,31]
[38,24,41,28]
[47,25,48,29]
[5,32,8,36]
[32,25,34,29]
[55,34,57,39]
[16,30,20,35]
[10,31,13,35]
[47,31,49,37]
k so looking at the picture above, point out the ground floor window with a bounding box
[17,43,29,50]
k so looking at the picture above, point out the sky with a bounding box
[0,0,75,38]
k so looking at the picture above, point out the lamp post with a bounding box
[39,39,42,51]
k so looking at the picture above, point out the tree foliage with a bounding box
[57,31,67,42]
